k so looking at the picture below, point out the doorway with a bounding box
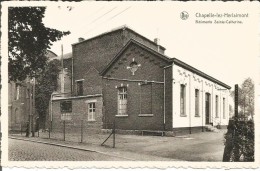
[205,93,211,124]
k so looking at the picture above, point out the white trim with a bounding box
[138,114,154,117]
[85,99,97,103]
[115,115,128,117]
[52,94,102,101]
[75,79,85,82]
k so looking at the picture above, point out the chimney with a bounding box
[78,37,85,42]
[154,38,160,52]
[154,38,160,45]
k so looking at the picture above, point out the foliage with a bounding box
[230,78,254,119]
[223,118,254,162]
[35,59,60,129]
[8,7,70,82]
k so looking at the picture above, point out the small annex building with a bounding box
[50,26,231,135]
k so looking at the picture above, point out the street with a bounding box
[9,138,127,161]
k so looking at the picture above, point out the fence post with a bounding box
[20,123,22,135]
[81,120,83,143]
[63,120,66,141]
[49,124,51,139]
[113,120,115,148]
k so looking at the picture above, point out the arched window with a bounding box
[180,84,186,116]
[195,89,200,117]
[14,108,19,124]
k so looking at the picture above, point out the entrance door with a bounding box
[205,93,211,124]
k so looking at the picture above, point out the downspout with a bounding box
[163,64,172,131]
[189,74,191,134]
[211,84,214,125]
[220,90,222,127]
[201,80,204,132]
[71,50,74,96]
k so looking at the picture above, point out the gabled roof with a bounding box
[100,39,231,89]
[51,52,72,61]
[171,58,231,89]
[46,50,58,58]
[72,25,166,51]
[100,39,171,76]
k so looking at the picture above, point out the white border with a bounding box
[1,1,260,169]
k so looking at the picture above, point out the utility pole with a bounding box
[61,44,64,94]
[32,78,36,137]
[26,78,32,137]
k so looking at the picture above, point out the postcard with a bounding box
[1,1,259,169]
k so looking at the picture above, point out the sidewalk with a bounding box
[9,134,177,161]
[10,129,227,161]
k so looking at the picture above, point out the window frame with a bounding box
[117,86,128,116]
[223,97,226,119]
[76,80,83,96]
[195,89,200,117]
[140,82,153,115]
[88,102,96,121]
[15,84,20,100]
[180,84,186,117]
[60,100,72,113]
[215,95,219,118]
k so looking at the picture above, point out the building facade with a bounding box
[51,26,231,134]
[8,50,57,132]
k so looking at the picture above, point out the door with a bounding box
[205,93,211,124]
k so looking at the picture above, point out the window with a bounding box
[215,95,219,118]
[118,87,127,115]
[60,101,72,113]
[76,80,83,96]
[140,83,152,114]
[26,88,30,99]
[223,98,226,119]
[180,84,186,116]
[15,84,20,100]
[88,103,96,121]
[195,89,200,117]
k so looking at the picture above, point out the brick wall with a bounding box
[51,96,103,132]
[72,27,166,96]
[102,43,169,131]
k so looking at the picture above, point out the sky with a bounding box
[42,2,259,89]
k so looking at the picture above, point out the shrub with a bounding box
[223,118,254,162]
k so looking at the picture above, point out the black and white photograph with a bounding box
[0,1,259,169]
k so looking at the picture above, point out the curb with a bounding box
[9,136,135,161]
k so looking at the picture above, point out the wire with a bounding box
[89,6,118,25]
[107,6,131,21]
[83,6,132,36]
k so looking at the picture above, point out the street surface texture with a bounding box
[10,129,227,161]
[9,138,126,161]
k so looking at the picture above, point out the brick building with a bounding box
[51,26,231,134]
[8,50,57,132]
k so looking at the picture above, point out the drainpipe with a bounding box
[71,51,74,95]
[163,64,172,131]
[211,84,214,125]
[189,74,191,134]
[220,90,222,127]
[50,92,59,132]
[201,80,204,132]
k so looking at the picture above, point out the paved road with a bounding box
[9,138,126,161]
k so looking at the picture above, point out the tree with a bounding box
[35,59,60,129]
[230,78,254,120]
[8,7,70,82]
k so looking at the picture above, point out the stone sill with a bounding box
[195,115,200,117]
[138,114,154,117]
[180,115,187,117]
[115,115,128,117]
